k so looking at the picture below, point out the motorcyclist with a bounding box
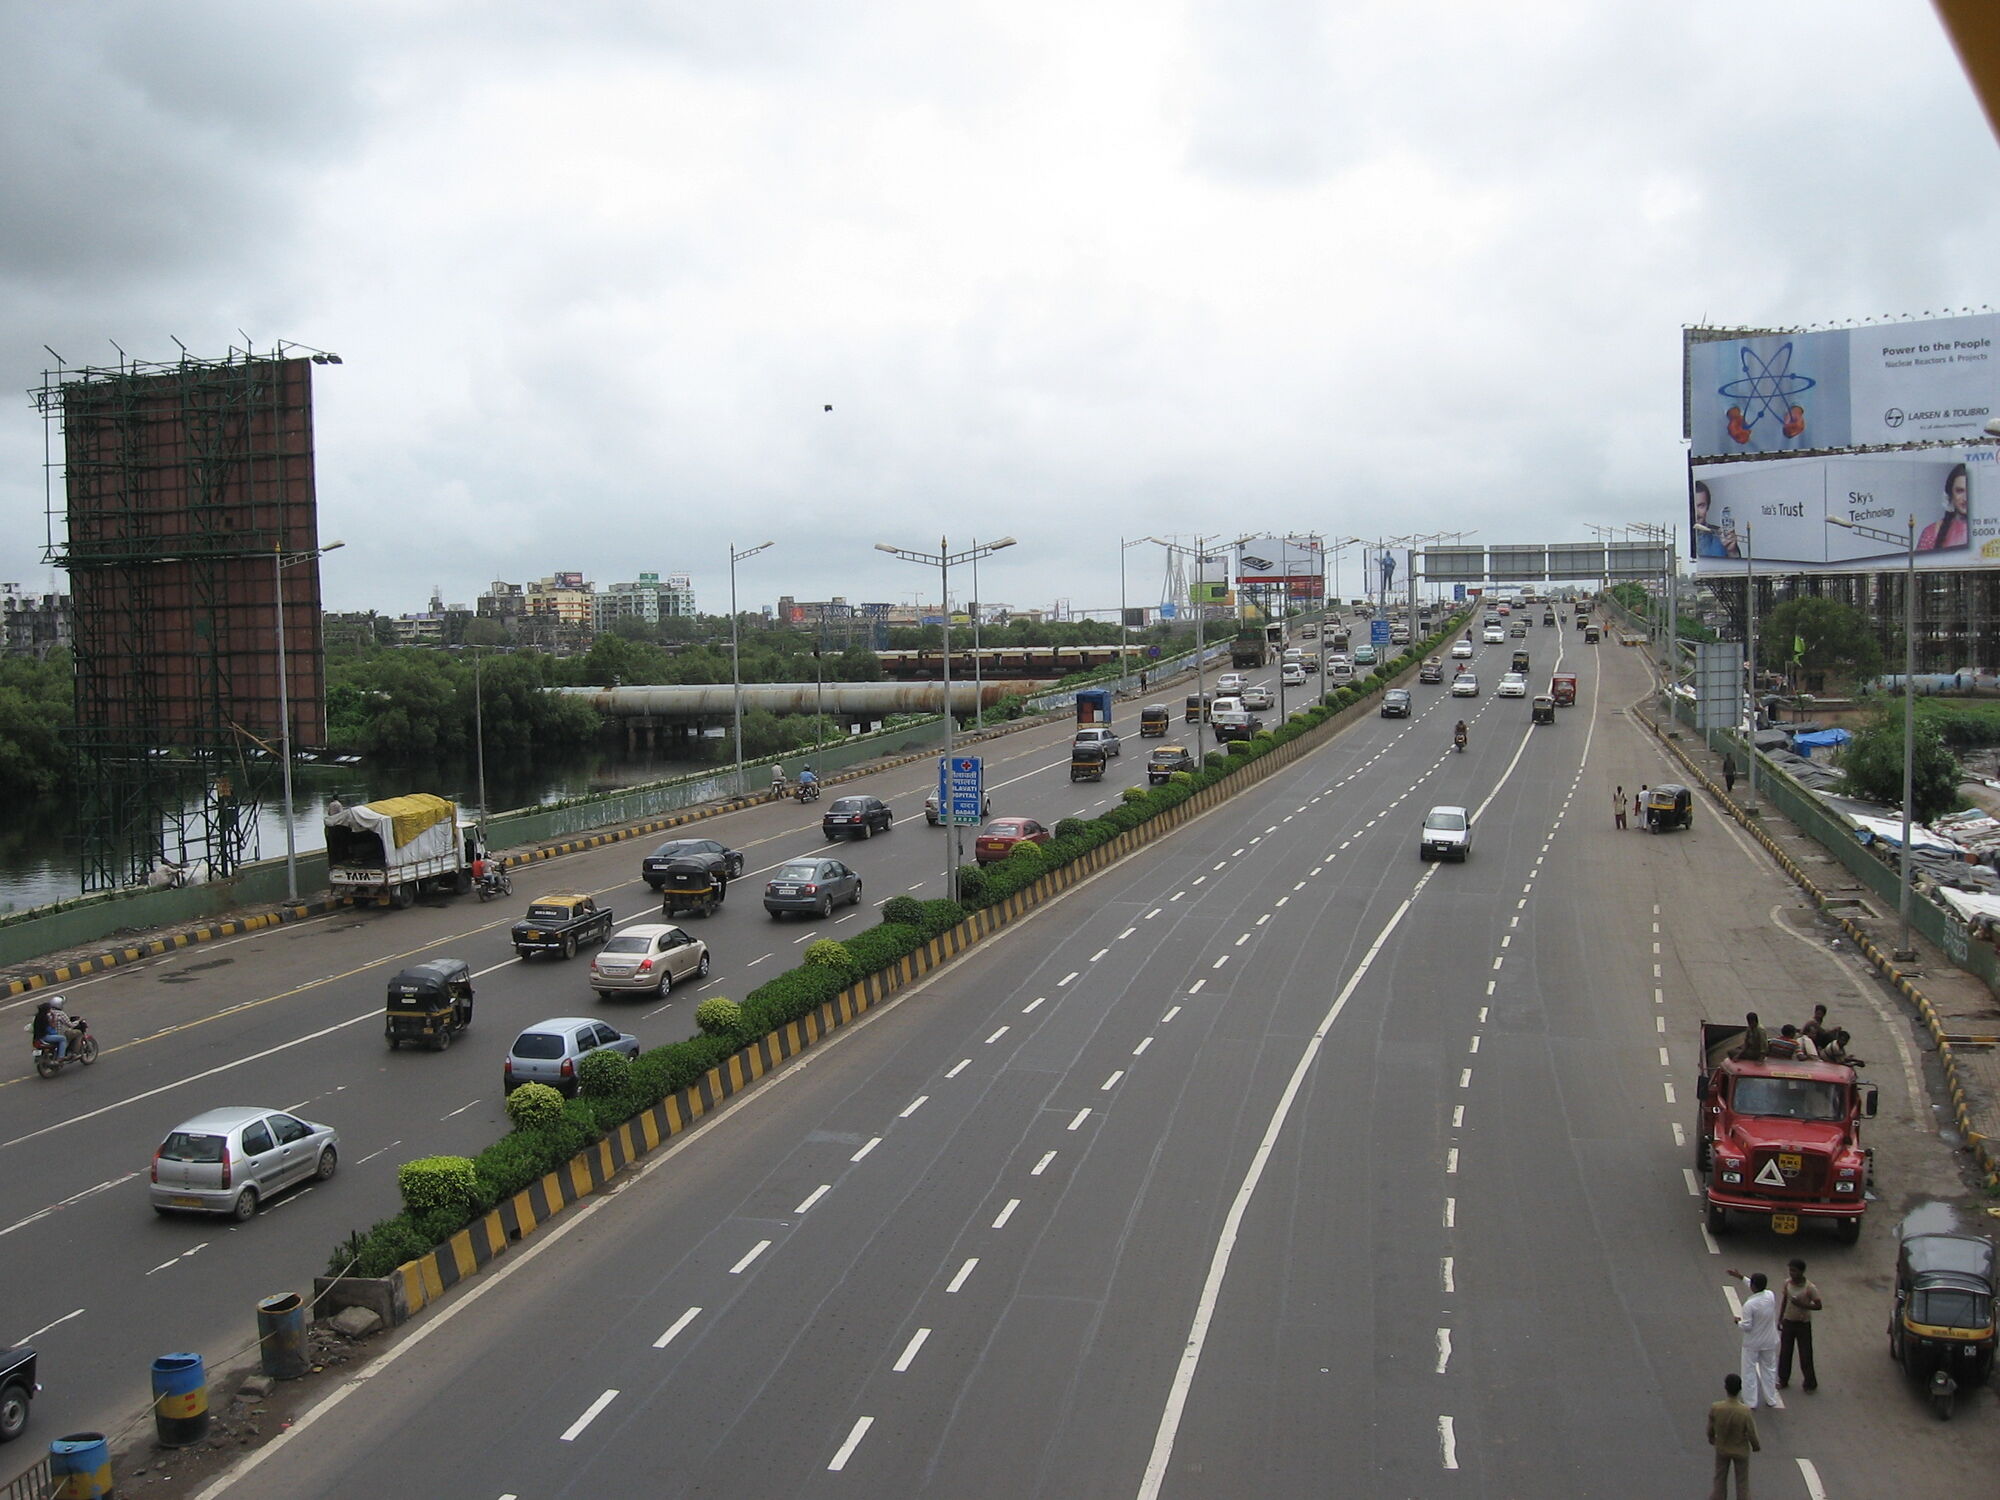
[770,764,787,794]
[34,997,80,1060]
[797,765,817,789]
[1453,719,1468,750]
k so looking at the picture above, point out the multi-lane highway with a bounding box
[13,623,2000,1496]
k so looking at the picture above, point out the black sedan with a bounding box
[822,795,893,841]
[764,857,864,919]
[641,838,745,889]
[1380,688,1412,718]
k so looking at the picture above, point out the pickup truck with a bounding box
[510,893,615,960]
[0,1344,38,1442]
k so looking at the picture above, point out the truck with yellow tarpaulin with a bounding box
[324,793,481,908]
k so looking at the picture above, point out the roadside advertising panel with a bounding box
[1686,314,2000,458]
[1690,448,2000,575]
[1233,536,1324,586]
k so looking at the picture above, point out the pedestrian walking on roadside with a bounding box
[1706,1372,1760,1500]
[1614,785,1627,830]
[1777,1258,1822,1391]
[1727,1268,1782,1408]
[1722,753,1737,794]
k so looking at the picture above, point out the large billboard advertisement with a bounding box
[1233,536,1324,587]
[1689,448,2000,574]
[1687,314,2000,458]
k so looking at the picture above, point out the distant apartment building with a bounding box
[0,584,71,657]
[525,572,593,627]
[595,572,697,630]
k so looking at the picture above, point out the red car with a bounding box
[974,817,1051,865]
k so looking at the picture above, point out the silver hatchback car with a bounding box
[504,1017,641,1096]
[149,1107,339,1221]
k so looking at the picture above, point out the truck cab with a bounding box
[1695,1021,1876,1242]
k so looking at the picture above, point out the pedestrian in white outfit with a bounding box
[1727,1268,1781,1408]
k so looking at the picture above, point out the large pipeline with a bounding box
[556,681,1049,717]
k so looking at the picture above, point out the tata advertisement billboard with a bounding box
[1686,314,2000,458]
[1689,448,2000,575]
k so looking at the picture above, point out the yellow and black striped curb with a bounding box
[1639,710,2000,1191]
[1,899,336,999]
[357,683,1400,1319]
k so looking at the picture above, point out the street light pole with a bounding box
[729,541,774,798]
[274,539,344,903]
[972,542,984,731]
[876,536,1017,900]
[1828,510,1920,962]
[473,648,487,823]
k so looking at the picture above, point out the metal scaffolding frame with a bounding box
[36,346,326,891]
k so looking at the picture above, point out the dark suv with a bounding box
[822,795,893,841]
[1380,688,1412,718]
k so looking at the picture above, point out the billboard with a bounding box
[1233,536,1324,586]
[1690,448,2000,574]
[1687,315,2000,458]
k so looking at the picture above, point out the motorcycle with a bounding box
[1453,730,1468,753]
[476,867,514,902]
[794,780,821,804]
[32,1016,97,1079]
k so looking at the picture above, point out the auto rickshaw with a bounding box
[1584,624,1601,643]
[384,958,475,1051]
[1531,695,1556,725]
[1644,783,1693,832]
[1510,648,1530,674]
[658,858,725,919]
[1185,692,1212,723]
[1889,1232,1996,1419]
[1140,704,1171,737]
[1070,742,1110,782]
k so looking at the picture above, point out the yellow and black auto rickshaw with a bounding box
[1644,783,1693,832]
[1511,648,1531,674]
[659,858,726,919]
[1531,695,1556,725]
[1584,624,1601,643]
[1185,692,1212,723]
[1140,704,1171,737]
[385,958,475,1051]
[1890,1232,1996,1419]
[1071,742,1110,782]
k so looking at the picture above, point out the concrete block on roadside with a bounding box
[326,1305,383,1339]
[237,1373,275,1399]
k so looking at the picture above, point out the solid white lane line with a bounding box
[1067,1109,1091,1131]
[827,1416,873,1471]
[1133,1037,1153,1056]
[946,1059,970,1079]
[1161,1006,1181,1022]
[441,1099,480,1120]
[0,1171,142,1241]
[560,1389,619,1442]
[1439,1416,1458,1469]
[1101,1071,1124,1091]
[653,1307,702,1348]
[851,1137,881,1162]
[1032,1151,1056,1175]
[730,1241,771,1274]
[947,1259,978,1293]
[900,1096,928,1117]
[992,1198,1020,1229]
[15,1307,84,1344]
[794,1185,832,1214]
[1435,1329,1452,1374]
[892,1328,931,1373]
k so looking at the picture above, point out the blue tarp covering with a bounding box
[1791,728,1851,757]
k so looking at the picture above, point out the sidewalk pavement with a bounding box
[1637,699,2000,1193]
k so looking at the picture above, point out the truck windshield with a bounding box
[1732,1076,1844,1121]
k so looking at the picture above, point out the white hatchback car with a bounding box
[1497,672,1528,697]
[1216,672,1249,695]
[1450,640,1474,659]
[1482,625,1506,643]
[1451,673,1480,697]
[1419,806,1473,862]
[1281,663,1307,685]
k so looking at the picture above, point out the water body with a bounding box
[0,743,720,914]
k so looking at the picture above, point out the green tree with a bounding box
[1839,703,1963,822]
[1760,597,1883,687]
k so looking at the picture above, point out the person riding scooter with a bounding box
[1453,720,1468,752]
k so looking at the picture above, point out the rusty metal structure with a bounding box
[37,347,328,890]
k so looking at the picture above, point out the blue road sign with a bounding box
[944,755,984,825]
[1370,619,1391,646]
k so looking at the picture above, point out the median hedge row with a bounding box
[327,615,1468,1280]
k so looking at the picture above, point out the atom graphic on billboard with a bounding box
[1716,342,1815,446]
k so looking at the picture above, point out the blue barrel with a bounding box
[149,1352,208,1447]
[49,1431,113,1498]
[256,1293,310,1380]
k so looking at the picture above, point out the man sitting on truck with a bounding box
[1730,1011,1770,1062]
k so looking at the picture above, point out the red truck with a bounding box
[1695,1021,1876,1243]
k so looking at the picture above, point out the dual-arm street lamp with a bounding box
[275,539,344,902]
[1828,511,1921,963]
[729,541,774,797]
[875,536,1017,901]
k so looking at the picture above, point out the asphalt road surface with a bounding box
[18,628,2000,1497]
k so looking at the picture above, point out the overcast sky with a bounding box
[4,1,1996,620]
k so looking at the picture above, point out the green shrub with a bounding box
[328,1216,433,1279]
[919,898,967,936]
[505,1082,565,1132]
[397,1155,478,1217]
[803,938,855,976]
[842,922,924,974]
[954,865,988,904]
[880,895,926,927]
[474,1131,565,1203]
[576,1047,633,1098]
[1169,770,1196,786]
[1054,817,1089,841]
[1119,785,1149,802]
[694,996,745,1038]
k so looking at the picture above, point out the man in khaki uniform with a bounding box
[1707,1372,1760,1499]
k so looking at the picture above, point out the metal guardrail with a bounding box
[0,1455,54,1500]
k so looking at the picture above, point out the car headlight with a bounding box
[1721,1172,1741,1184]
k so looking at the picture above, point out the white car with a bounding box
[1217,672,1249,695]
[1482,625,1505,643]
[1450,640,1474,659]
[1419,805,1472,862]
[1281,663,1307,686]
[1451,673,1480,697]
[1241,686,1274,711]
[1497,672,1528,698]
